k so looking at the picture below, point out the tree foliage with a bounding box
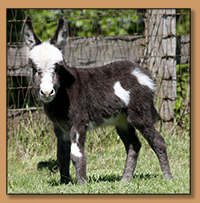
[176,9,190,35]
[7,9,190,43]
[25,9,144,40]
[7,9,25,44]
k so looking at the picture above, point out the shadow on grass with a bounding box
[88,174,121,183]
[37,159,160,186]
[88,173,159,183]
[37,159,59,173]
[133,173,159,180]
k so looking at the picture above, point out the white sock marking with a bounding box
[132,68,155,91]
[114,81,130,106]
[71,143,82,157]
[71,132,82,157]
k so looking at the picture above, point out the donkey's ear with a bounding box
[23,16,41,49]
[50,17,68,49]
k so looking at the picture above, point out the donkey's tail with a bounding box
[151,103,161,124]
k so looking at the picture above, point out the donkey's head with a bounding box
[24,16,68,102]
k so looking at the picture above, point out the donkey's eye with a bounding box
[32,66,37,73]
[38,70,43,75]
[32,66,42,76]
[55,65,60,74]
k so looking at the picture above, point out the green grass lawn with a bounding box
[7,117,190,194]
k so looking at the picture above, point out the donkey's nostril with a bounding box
[50,89,55,96]
[40,89,55,98]
[40,90,44,96]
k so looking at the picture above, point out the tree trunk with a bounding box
[145,9,177,131]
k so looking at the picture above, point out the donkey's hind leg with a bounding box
[127,111,173,179]
[115,123,141,181]
[141,125,173,179]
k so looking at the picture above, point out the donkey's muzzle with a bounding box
[39,88,55,102]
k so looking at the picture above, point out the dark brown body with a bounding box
[24,17,173,185]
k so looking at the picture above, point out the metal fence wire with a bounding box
[7,9,190,133]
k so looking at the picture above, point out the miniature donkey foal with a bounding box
[24,17,173,185]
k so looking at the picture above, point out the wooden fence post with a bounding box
[145,9,177,131]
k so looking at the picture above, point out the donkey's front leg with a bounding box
[54,125,71,184]
[70,126,87,185]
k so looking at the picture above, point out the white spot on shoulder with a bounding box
[71,143,82,157]
[114,81,130,106]
[132,68,155,91]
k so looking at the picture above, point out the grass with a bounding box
[7,110,190,194]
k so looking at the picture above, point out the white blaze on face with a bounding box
[40,74,54,96]
[29,41,63,100]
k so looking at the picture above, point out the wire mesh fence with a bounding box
[7,9,190,133]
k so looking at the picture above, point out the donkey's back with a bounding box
[63,60,159,129]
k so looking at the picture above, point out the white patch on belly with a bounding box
[114,81,130,106]
[88,114,128,130]
[131,68,155,91]
[88,121,96,130]
[71,143,82,157]
[104,114,128,128]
